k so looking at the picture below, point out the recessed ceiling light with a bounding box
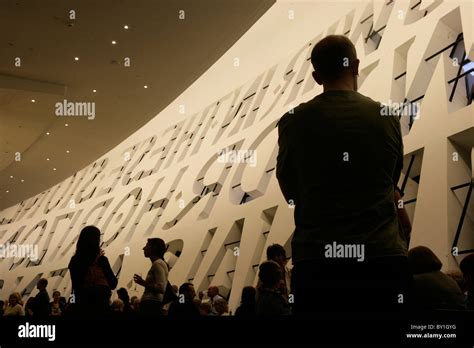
[74,57,79,61]
[65,123,69,127]
[144,85,148,89]
[21,179,24,182]
[31,99,36,103]
[93,89,97,93]
[112,40,117,45]
[123,25,129,29]
[66,150,70,153]
[5,190,9,193]
[53,168,57,171]
[46,132,50,135]
[46,158,50,161]
[10,175,13,178]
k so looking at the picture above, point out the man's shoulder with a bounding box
[277,111,293,131]
[355,91,381,106]
[277,99,315,130]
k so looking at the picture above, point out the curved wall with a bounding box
[1,0,473,312]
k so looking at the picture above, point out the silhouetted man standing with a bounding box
[34,278,51,317]
[277,35,409,314]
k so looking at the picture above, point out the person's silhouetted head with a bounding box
[36,278,48,291]
[460,253,474,286]
[117,288,130,303]
[207,286,219,298]
[143,238,166,260]
[240,286,256,305]
[311,35,359,91]
[75,225,101,263]
[199,301,211,315]
[266,244,287,265]
[8,292,22,307]
[179,283,196,300]
[408,246,442,275]
[52,291,61,302]
[258,260,282,288]
[213,298,228,315]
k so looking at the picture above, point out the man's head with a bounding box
[9,292,21,306]
[460,253,474,287]
[179,282,196,300]
[117,287,129,302]
[266,244,287,266]
[36,278,48,291]
[258,260,282,288]
[143,238,166,259]
[199,301,212,315]
[52,291,61,301]
[207,286,219,298]
[311,35,359,90]
[213,298,229,315]
[241,286,256,304]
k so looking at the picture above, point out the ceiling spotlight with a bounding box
[46,132,50,135]
[53,168,57,171]
[65,123,69,127]
[144,85,148,89]
[10,175,13,178]
[5,190,9,193]
[74,57,79,61]
[46,158,50,161]
[66,150,70,153]
[21,179,24,182]
[93,89,97,93]
[112,40,117,45]
[31,99,36,103]
[123,25,129,29]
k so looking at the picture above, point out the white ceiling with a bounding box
[0,0,275,210]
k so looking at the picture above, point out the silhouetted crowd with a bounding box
[1,238,474,319]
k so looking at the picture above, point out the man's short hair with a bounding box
[266,244,286,261]
[258,260,282,287]
[179,282,193,295]
[311,35,358,83]
[147,238,166,258]
[241,286,256,304]
[460,254,474,277]
[38,278,48,287]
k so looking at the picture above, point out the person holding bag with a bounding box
[69,225,118,317]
